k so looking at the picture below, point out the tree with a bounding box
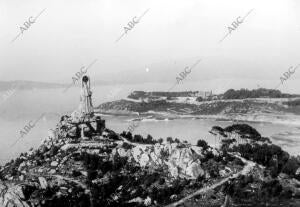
[204,159,219,178]
[197,139,208,150]
[166,137,174,143]
[224,124,261,140]
[108,131,119,140]
[222,88,288,100]
[133,134,143,143]
[158,138,164,144]
[167,96,174,100]
[120,131,126,137]
[282,157,299,176]
[125,131,133,140]
[196,96,203,102]
[146,134,154,144]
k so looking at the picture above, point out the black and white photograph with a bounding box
[1,0,300,206]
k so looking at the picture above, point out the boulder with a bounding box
[140,154,150,167]
[186,161,204,179]
[37,168,44,173]
[51,161,59,167]
[130,143,205,179]
[0,183,31,207]
[117,148,128,157]
[296,167,300,176]
[19,175,24,181]
[38,177,48,189]
[81,171,88,177]
[49,169,56,174]
[61,156,69,164]
[128,197,143,204]
[19,162,26,168]
[165,161,179,177]
[144,196,151,206]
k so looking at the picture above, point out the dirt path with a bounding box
[30,172,87,189]
[52,175,87,188]
[165,155,256,207]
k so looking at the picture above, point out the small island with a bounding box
[97,88,300,124]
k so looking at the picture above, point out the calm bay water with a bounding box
[0,86,299,164]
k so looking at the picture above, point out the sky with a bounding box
[0,0,300,93]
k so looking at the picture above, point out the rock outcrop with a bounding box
[0,182,31,207]
[113,143,206,179]
[0,110,211,206]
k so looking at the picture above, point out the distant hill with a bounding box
[127,88,300,101]
[98,88,300,116]
[128,91,203,100]
[0,80,66,91]
[222,88,300,99]
[97,98,300,116]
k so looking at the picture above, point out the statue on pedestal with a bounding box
[69,75,105,139]
[80,75,94,117]
[71,75,94,121]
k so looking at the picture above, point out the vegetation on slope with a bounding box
[1,118,300,207]
[214,124,300,179]
[222,88,298,99]
[98,99,289,115]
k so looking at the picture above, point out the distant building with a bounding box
[204,91,213,99]
[195,90,213,99]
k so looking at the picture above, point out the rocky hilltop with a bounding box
[0,112,217,206]
[1,112,300,206]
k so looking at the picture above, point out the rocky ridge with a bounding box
[0,113,230,207]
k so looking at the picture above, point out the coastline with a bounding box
[95,109,300,126]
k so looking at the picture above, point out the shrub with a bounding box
[87,170,98,180]
[158,177,165,185]
[166,137,174,143]
[120,131,127,137]
[222,88,292,100]
[133,134,143,143]
[122,142,133,150]
[158,138,164,144]
[108,131,119,140]
[197,139,208,150]
[203,159,219,178]
[282,157,299,176]
[232,143,291,176]
[49,146,60,156]
[143,173,158,187]
[283,99,300,106]
[72,170,81,177]
[146,134,154,143]
[196,97,204,102]
[224,124,261,140]
[125,131,133,140]
[174,138,180,143]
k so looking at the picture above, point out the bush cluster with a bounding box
[232,143,300,178]
[120,131,163,144]
[222,88,294,99]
